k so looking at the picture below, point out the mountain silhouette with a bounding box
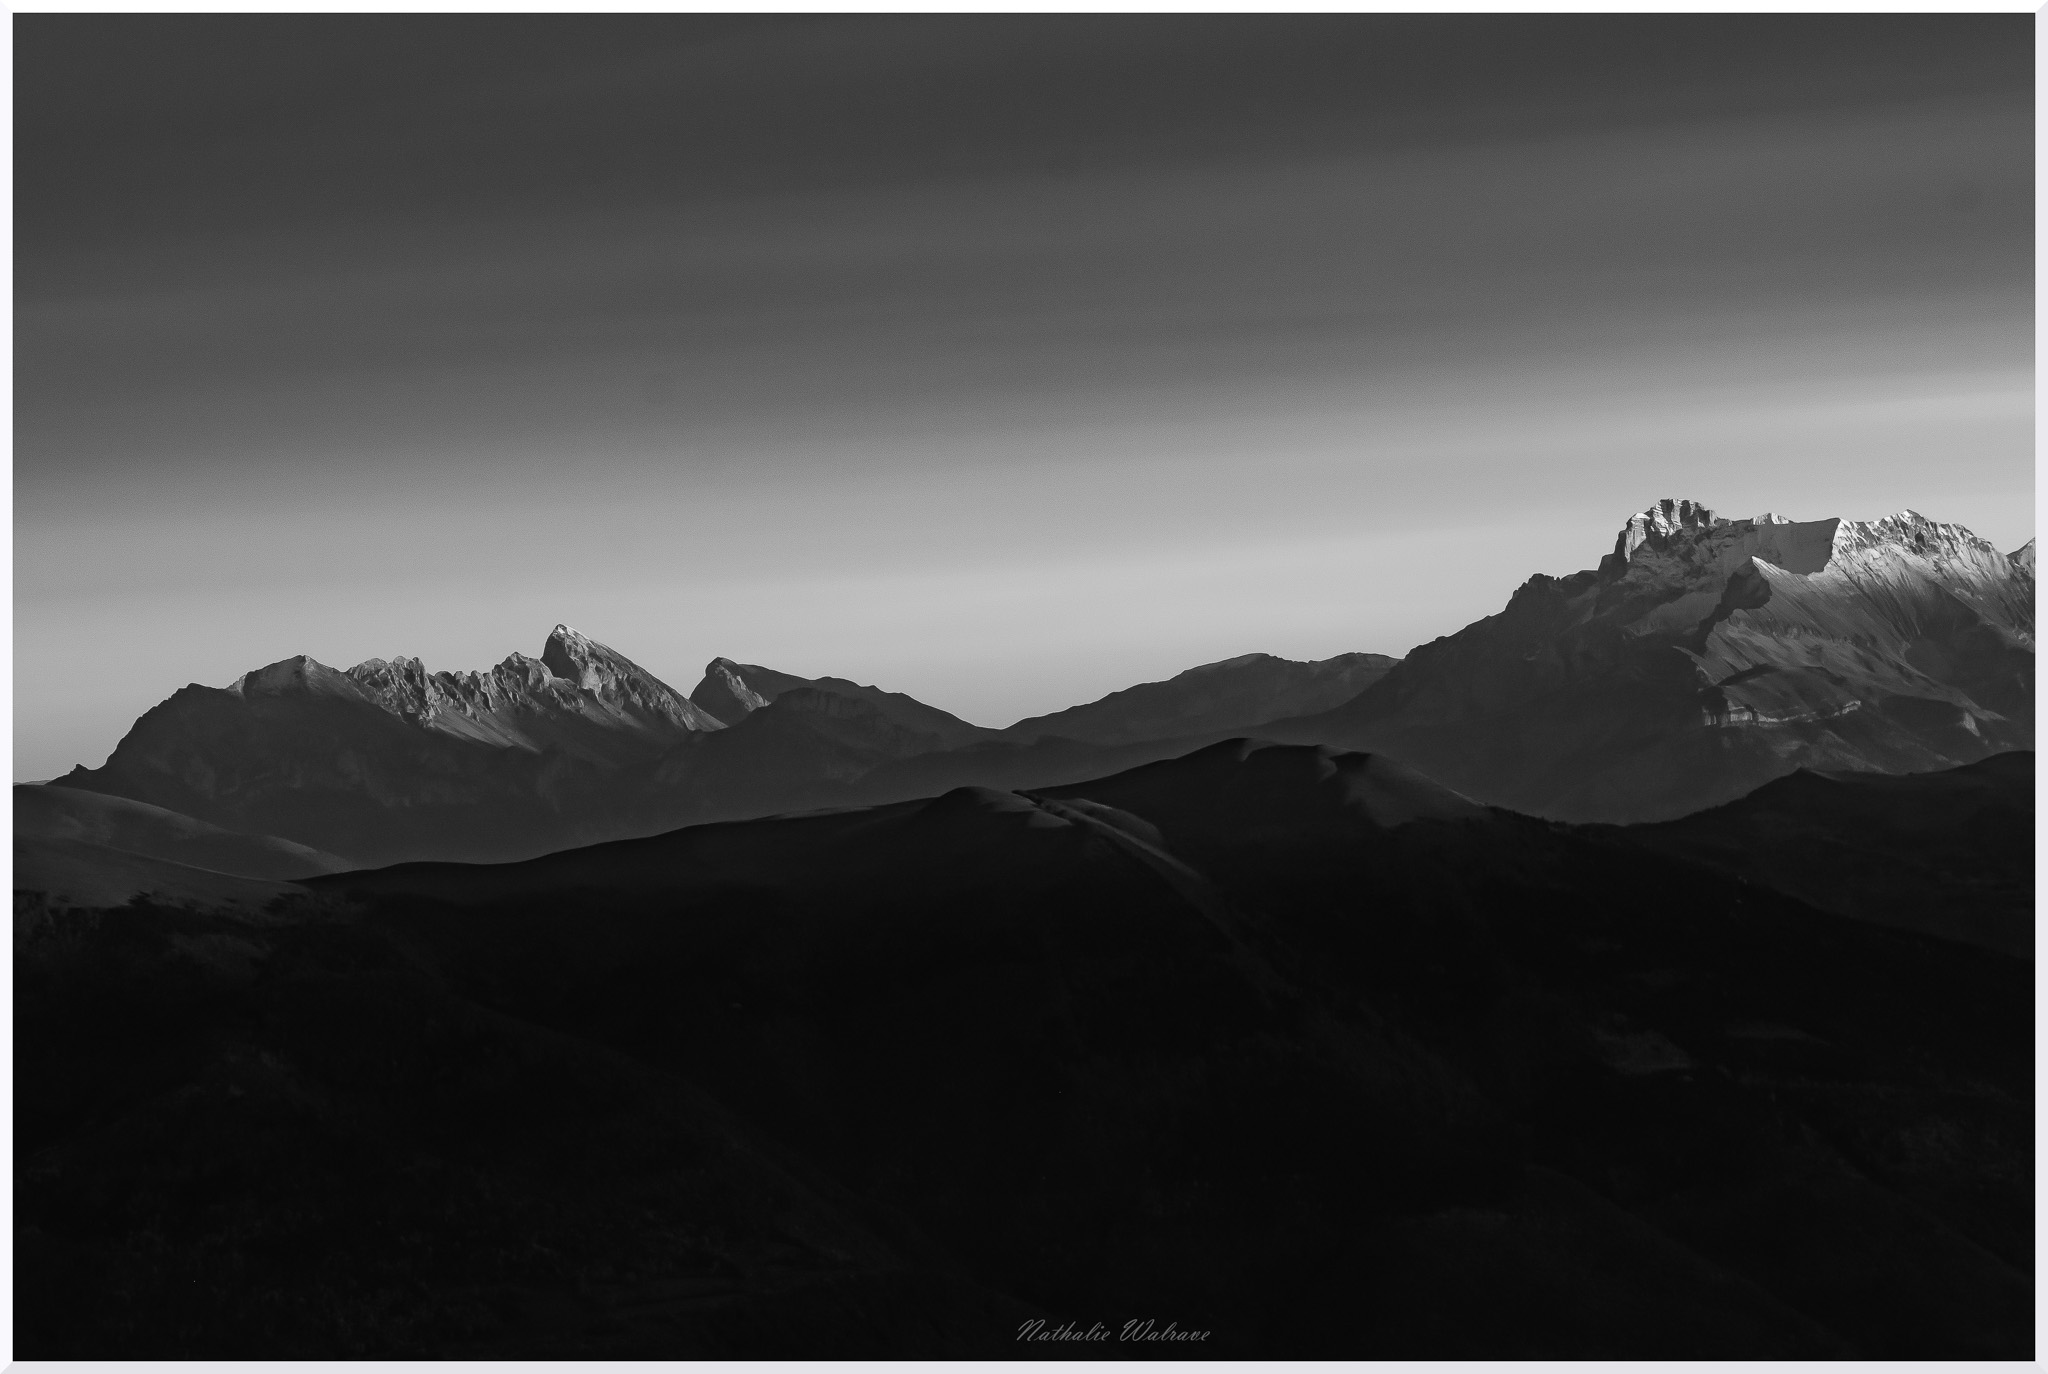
[17,740,2029,1358]
[998,650,1398,746]
[1615,749,2033,957]
[36,501,2034,864]
[690,657,992,745]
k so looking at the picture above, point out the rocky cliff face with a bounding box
[1692,511,2031,730]
[344,624,724,762]
[54,625,729,865]
[1278,500,2033,823]
[689,657,779,723]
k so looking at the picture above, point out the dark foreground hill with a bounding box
[13,784,350,912]
[15,742,2031,1358]
[1619,750,2034,958]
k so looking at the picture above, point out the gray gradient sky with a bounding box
[14,15,2034,779]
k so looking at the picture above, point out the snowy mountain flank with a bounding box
[1268,499,2033,822]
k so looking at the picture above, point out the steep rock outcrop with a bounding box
[1272,500,2033,822]
[53,625,725,865]
[1693,512,2031,732]
[345,624,723,762]
[690,657,779,723]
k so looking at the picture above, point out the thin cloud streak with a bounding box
[17,91,2026,497]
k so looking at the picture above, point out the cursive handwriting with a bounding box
[1017,1318,1211,1343]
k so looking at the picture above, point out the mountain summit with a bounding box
[56,626,731,863]
[1274,500,2033,822]
[343,624,724,761]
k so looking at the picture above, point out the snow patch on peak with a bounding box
[1828,509,1998,566]
[1690,507,2035,726]
[1599,504,1839,638]
[1606,501,1835,580]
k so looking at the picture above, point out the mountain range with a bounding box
[35,499,2031,875]
[13,496,2033,1359]
[44,629,1393,867]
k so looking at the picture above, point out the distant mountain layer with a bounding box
[50,623,1398,865]
[46,628,1033,866]
[826,651,1401,810]
[1268,501,2033,822]
[999,651,1397,746]
[48,625,720,866]
[36,499,2032,862]
[689,657,992,747]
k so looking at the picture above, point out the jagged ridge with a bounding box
[1274,499,2034,822]
[345,624,725,756]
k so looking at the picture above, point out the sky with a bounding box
[14,14,2035,779]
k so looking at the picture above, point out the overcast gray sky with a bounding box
[14,14,2033,779]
